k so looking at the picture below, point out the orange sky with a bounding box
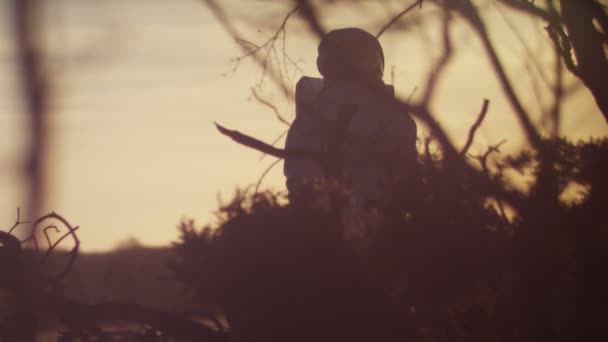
[1,0,606,251]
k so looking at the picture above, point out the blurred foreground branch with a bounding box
[12,0,50,222]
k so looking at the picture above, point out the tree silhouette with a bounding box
[502,0,608,122]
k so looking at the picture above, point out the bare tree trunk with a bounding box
[560,0,608,122]
[12,0,49,221]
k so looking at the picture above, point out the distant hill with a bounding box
[60,246,194,313]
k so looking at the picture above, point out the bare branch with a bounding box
[255,158,282,193]
[204,1,297,97]
[421,6,453,105]
[494,2,554,90]
[454,0,542,147]
[470,140,507,173]
[548,40,564,137]
[214,122,319,162]
[498,0,562,23]
[9,207,31,235]
[460,99,490,156]
[251,88,291,126]
[12,0,50,222]
[546,22,579,77]
[230,6,301,76]
[295,0,325,38]
[376,0,425,38]
[259,130,289,161]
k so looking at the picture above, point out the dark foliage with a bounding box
[173,138,608,342]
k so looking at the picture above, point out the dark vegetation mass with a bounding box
[172,137,608,342]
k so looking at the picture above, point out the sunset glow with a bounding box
[1,0,606,251]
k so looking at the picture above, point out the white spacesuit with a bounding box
[283,28,418,246]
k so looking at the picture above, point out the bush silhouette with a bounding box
[173,138,608,342]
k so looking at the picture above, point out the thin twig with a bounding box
[234,6,299,59]
[255,158,282,193]
[405,86,418,104]
[455,0,542,147]
[205,1,298,97]
[470,140,507,174]
[251,88,291,126]
[376,0,424,38]
[259,130,289,161]
[421,6,452,105]
[461,99,490,156]
[496,198,511,224]
[9,207,31,234]
[494,2,553,91]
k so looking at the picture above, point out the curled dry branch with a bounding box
[6,210,80,280]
